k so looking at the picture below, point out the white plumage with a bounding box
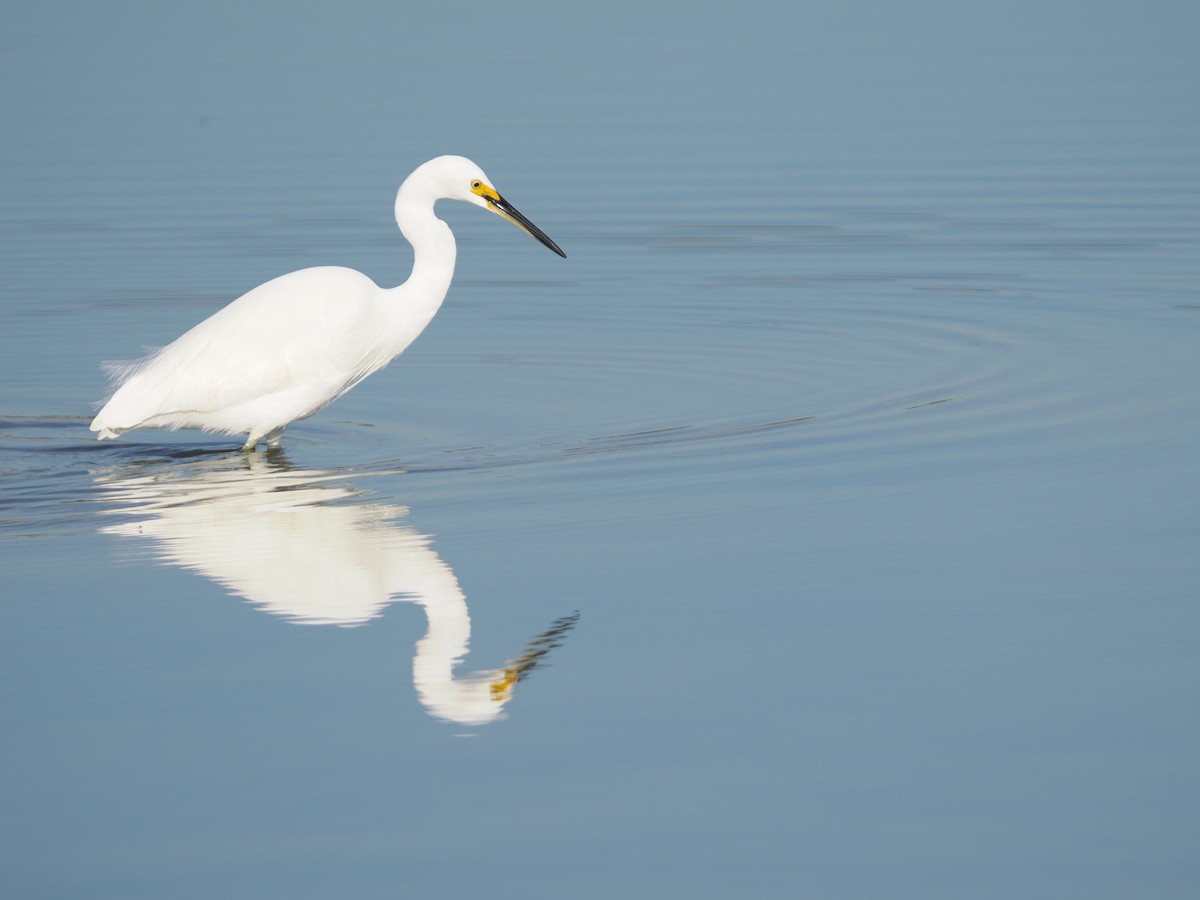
[91,155,565,451]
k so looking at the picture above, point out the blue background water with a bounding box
[2,2,1198,897]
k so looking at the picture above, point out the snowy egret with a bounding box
[90,155,565,450]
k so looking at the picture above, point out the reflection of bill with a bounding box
[94,453,577,726]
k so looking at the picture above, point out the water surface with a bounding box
[2,2,1198,898]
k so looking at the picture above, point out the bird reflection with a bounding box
[93,451,576,726]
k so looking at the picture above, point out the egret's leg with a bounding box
[264,426,286,449]
[240,435,259,453]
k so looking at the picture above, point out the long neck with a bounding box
[394,191,456,316]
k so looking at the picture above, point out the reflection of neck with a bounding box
[410,554,469,683]
[410,564,506,725]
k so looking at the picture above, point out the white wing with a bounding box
[92,266,390,437]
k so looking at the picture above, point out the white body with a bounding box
[90,155,562,450]
[93,265,446,445]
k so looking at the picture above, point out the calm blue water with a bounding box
[2,2,1199,897]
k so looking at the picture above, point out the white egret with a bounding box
[90,155,565,451]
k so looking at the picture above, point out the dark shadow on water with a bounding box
[0,387,965,542]
[0,415,245,460]
[385,415,821,478]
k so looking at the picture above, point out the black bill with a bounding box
[489,195,567,258]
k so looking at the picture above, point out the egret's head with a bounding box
[415,155,566,258]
